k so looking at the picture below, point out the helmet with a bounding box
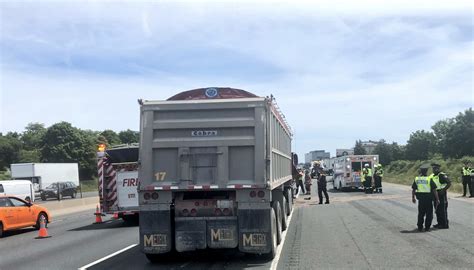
[364,163,369,167]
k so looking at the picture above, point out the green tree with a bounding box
[21,122,46,150]
[443,108,474,158]
[374,140,392,165]
[100,130,121,147]
[390,142,405,161]
[405,130,436,160]
[0,133,22,170]
[354,140,366,155]
[119,129,139,144]
[40,122,96,179]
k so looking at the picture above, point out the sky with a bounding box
[0,0,473,158]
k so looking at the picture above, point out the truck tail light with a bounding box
[144,193,151,200]
[214,208,222,216]
[250,191,256,198]
[190,209,197,217]
[223,208,230,216]
[151,192,159,200]
[182,209,189,217]
[257,191,265,198]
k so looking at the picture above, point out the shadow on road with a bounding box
[0,228,36,238]
[400,229,424,234]
[68,219,138,231]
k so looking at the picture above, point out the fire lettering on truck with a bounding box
[243,233,266,247]
[144,234,167,247]
[123,178,139,187]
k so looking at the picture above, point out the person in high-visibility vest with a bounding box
[461,161,473,197]
[430,163,451,229]
[374,164,384,193]
[412,164,440,232]
[362,163,373,194]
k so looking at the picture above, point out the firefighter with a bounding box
[362,163,373,194]
[461,161,473,197]
[430,163,451,229]
[317,167,329,204]
[373,164,384,193]
[304,169,312,196]
[412,164,440,232]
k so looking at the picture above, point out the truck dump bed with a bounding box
[139,88,292,191]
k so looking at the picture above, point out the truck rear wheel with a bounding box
[263,207,277,259]
[286,188,293,215]
[281,196,288,231]
[272,201,282,245]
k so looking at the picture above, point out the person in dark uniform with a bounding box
[317,168,329,204]
[373,164,384,193]
[461,161,473,197]
[430,163,451,229]
[412,164,440,232]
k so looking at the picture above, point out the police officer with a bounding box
[461,161,473,197]
[412,164,440,232]
[374,164,384,193]
[317,168,330,204]
[362,163,373,194]
[430,163,451,229]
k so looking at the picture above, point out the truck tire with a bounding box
[286,188,293,215]
[272,201,282,245]
[263,207,277,259]
[281,196,288,231]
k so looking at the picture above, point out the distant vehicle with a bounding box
[98,144,139,222]
[0,195,51,238]
[332,155,379,191]
[138,88,295,261]
[0,180,35,202]
[40,182,78,201]
[10,163,79,196]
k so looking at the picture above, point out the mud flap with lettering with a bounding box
[207,218,238,249]
[140,210,172,254]
[238,209,272,254]
[175,219,207,252]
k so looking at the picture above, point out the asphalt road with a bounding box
[34,191,98,204]
[1,181,473,270]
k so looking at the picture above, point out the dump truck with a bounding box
[332,155,379,191]
[97,144,140,222]
[138,87,296,261]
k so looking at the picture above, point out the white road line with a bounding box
[271,201,295,270]
[78,243,138,270]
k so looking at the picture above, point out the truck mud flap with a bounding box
[207,218,238,249]
[140,210,172,254]
[238,209,272,254]
[175,219,207,252]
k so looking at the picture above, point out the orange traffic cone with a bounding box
[35,215,51,239]
[94,204,103,224]
[113,212,119,219]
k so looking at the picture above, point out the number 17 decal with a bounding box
[155,172,167,181]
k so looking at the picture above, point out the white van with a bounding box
[0,180,35,201]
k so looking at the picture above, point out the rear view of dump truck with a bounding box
[138,87,295,261]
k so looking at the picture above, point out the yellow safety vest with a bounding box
[430,173,446,191]
[415,176,431,193]
[363,168,372,177]
[463,167,471,176]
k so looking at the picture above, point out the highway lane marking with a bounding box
[270,192,297,270]
[78,243,138,270]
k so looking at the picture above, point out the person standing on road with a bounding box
[412,164,440,232]
[461,161,473,197]
[317,168,330,204]
[374,164,384,193]
[430,163,451,229]
[296,169,306,195]
[304,169,312,196]
[362,163,373,194]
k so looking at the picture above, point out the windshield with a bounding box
[46,183,58,189]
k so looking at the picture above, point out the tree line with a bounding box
[354,108,473,165]
[0,122,139,180]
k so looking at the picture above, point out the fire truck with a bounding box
[332,155,379,191]
[138,88,296,261]
[97,144,139,222]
